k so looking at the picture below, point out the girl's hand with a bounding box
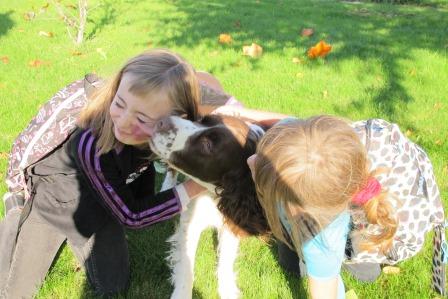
[213,105,289,127]
[175,179,209,211]
[182,179,208,199]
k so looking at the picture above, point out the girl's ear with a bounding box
[246,154,257,180]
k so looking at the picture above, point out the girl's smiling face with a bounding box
[110,73,173,145]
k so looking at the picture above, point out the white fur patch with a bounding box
[150,116,205,159]
[166,193,241,299]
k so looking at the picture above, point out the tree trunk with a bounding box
[76,0,87,44]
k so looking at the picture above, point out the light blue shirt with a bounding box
[278,204,350,299]
[275,117,300,126]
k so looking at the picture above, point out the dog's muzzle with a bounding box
[149,116,204,159]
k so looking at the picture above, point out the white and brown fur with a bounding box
[150,114,268,299]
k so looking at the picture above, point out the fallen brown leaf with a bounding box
[301,28,314,37]
[435,140,442,146]
[308,40,332,59]
[292,57,302,64]
[345,289,358,299]
[0,152,9,159]
[96,48,107,60]
[242,43,263,58]
[433,102,443,110]
[209,50,219,57]
[23,11,35,21]
[38,31,54,38]
[29,60,43,67]
[359,8,370,15]
[218,33,233,44]
[28,59,50,67]
[1,56,9,64]
[71,50,83,56]
[230,60,242,67]
[66,3,77,9]
[234,20,241,29]
[383,266,400,274]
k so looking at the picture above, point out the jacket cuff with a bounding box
[174,184,191,212]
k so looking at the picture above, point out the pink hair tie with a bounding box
[352,177,382,205]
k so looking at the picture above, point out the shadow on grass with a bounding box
[0,11,14,38]
[269,242,308,298]
[144,0,446,124]
[77,219,177,299]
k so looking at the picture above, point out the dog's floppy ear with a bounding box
[216,167,269,237]
[215,128,267,237]
[200,114,224,127]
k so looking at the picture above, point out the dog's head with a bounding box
[150,114,269,237]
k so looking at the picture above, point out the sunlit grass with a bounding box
[0,0,447,298]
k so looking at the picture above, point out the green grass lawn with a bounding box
[0,0,447,298]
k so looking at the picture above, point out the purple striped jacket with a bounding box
[74,129,182,228]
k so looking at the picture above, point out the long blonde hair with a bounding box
[254,115,398,254]
[78,49,200,154]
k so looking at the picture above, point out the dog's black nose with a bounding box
[155,117,174,133]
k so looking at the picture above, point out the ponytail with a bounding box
[359,191,398,253]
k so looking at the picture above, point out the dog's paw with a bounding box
[171,287,192,299]
[219,284,240,299]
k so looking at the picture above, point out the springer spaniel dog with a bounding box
[149,114,269,299]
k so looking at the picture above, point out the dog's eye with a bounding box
[201,138,213,154]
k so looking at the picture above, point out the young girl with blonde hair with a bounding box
[247,115,445,298]
[0,49,285,298]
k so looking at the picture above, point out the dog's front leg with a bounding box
[217,225,241,299]
[167,209,195,299]
[168,193,222,299]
